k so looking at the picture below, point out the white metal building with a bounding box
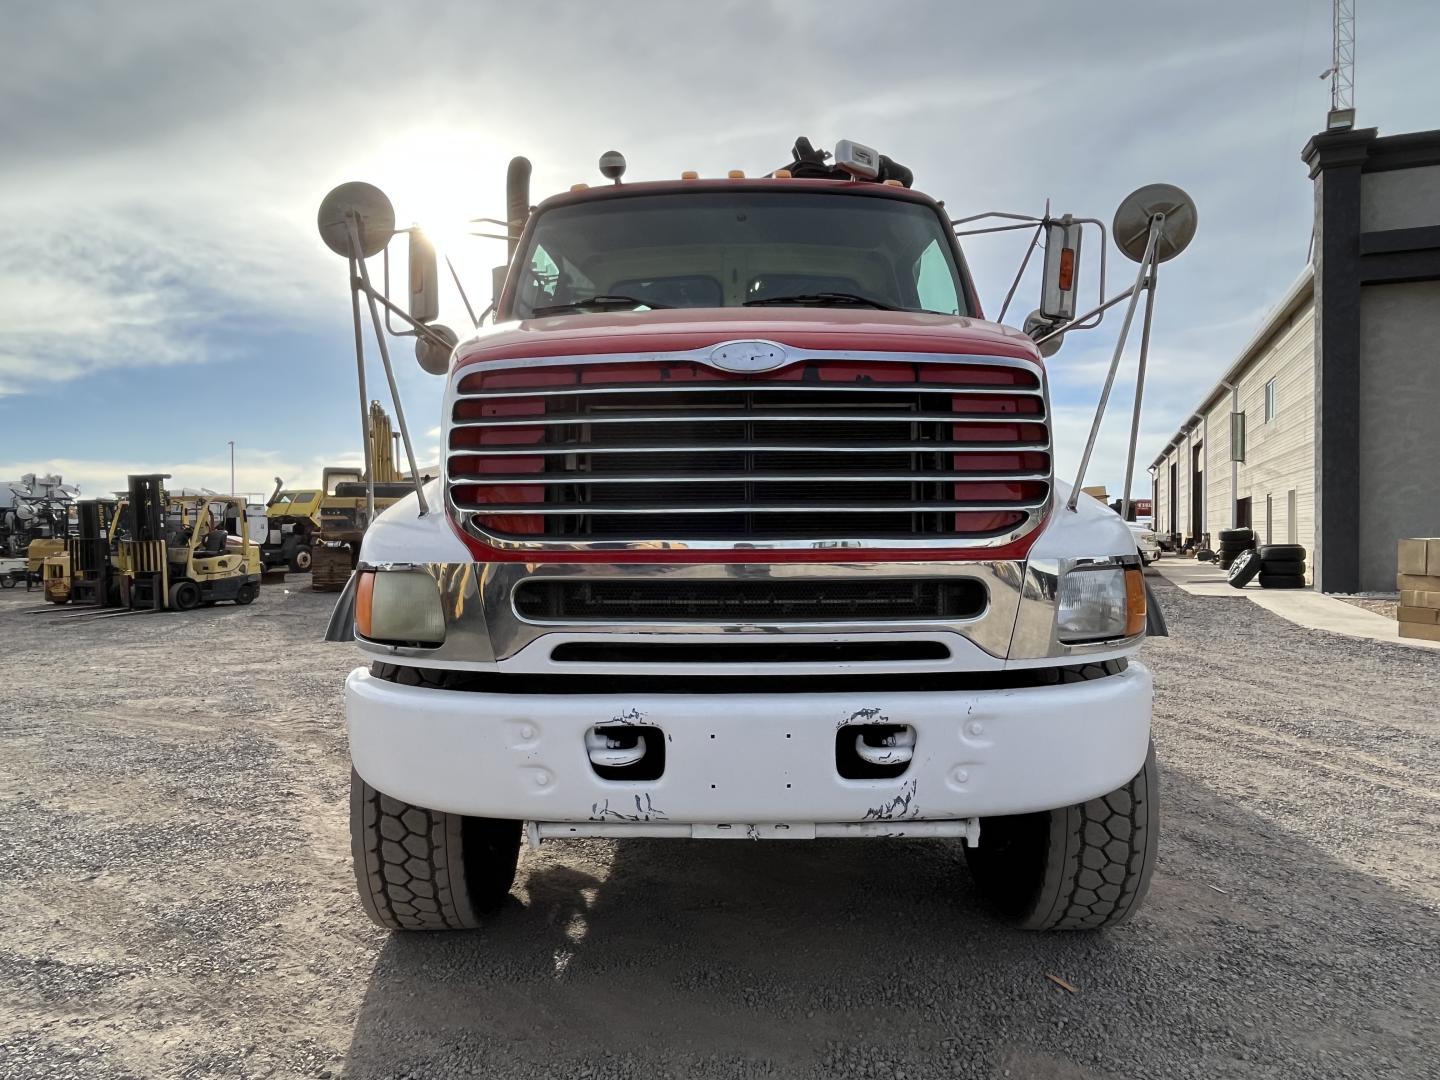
[1150,271,1316,572]
[1149,125,1440,593]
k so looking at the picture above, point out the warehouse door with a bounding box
[1169,462,1178,535]
[1191,443,1204,542]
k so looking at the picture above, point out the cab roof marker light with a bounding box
[728,169,745,179]
[570,183,589,193]
[774,169,793,178]
[681,170,699,180]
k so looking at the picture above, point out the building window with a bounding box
[1264,378,1277,423]
[1266,493,1273,544]
[1230,411,1246,462]
[1288,489,1297,545]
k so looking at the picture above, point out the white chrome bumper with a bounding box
[346,663,1152,826]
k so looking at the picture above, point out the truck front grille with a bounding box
[513,578,988,622]
[447,355,1051,547]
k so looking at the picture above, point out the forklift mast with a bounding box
[123,474,172,611]
[127,474,169,543]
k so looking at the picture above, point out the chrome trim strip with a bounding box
[451,471,1052,485]
[456,381,1043,400]
[448,441,1053,457]
[458,501,1047,515]
[454,348,1044,374]
[450,410,1045,428]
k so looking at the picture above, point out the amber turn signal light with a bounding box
[1124,567,1147,637]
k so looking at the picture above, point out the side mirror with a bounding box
[1038,216,1082,322]
[415,324,458,376]
[1024,310,1064,358]
[491,265,508,311]
[408,229,439,324]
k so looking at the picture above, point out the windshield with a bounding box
[509,191,970,319]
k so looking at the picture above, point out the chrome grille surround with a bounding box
[444,347,1053,553]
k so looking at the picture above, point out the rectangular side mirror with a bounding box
[408,230,439,324]
[1039,217,1082,322]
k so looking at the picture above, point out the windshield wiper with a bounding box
[743,291,899,310]
[529,295,672,317]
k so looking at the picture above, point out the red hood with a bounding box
[454,309,1042,368]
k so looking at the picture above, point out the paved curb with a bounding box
[1151,560,1440,652]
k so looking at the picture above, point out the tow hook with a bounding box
[854,725,916,766]
[585,726,647,769]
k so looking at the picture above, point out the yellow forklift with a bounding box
[66,498,124,608]
[119,475,261,610]
[311,402,417,592]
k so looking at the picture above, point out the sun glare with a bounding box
[359,129,509,256]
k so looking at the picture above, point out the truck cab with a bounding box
[327,142,1161,933]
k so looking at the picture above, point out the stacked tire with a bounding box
[1257,544,1307,589]
[1215,527,1256,569]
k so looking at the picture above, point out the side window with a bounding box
[518,244,561,310]
[912,239,960,315]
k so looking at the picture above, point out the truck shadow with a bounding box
[340,765,1439,1079]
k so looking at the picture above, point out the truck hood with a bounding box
[454,308,1042,367]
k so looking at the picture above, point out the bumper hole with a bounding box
[836,723,914,780]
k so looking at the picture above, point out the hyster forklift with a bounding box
[311,402,416,592]
[261,480,322,573]
[66,498,123,608]
[119,475,261,610]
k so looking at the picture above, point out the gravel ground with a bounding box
[1,576,1437,1080]
[1332,596,1401,620]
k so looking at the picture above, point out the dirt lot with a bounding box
[1,574,1437,1080]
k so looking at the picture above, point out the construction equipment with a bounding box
[118,475,261,611]
[261,480,323,573]
[2,474,77,557]
[311,402,415,592]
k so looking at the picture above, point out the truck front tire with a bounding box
[964,742,1159,930]
[349,770,521,930]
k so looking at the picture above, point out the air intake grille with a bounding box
[447,356,1051,546]
[514,578,988,622]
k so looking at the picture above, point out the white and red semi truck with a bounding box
[321,138,1191,932]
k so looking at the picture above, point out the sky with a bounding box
[2,0,1438,506]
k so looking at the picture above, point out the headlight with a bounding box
[1057,565,1146,642]
[355,570,446,647]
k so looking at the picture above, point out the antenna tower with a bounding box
[1326,0,1355,130]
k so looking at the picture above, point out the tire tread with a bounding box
[349,770,519,931]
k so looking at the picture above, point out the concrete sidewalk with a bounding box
[1152,558,1440,652]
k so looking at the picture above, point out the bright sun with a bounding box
[358,129,510,256]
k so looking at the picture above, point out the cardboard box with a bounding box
[1397,573,1440,593]
[1399,621,1440,642]
[1400,590,1440,609]
[1399,538,1431,575]
[1431,539,1440,575]
[1398,606,1440,625]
